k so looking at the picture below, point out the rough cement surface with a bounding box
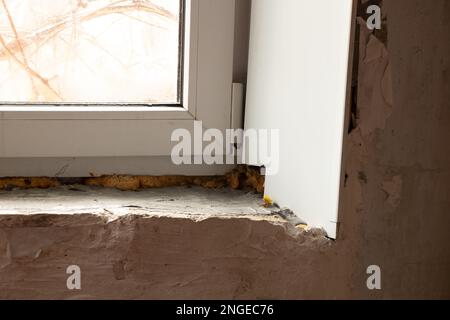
[337,0,450,299]
[0,186,274,218]
[0,187,330,300]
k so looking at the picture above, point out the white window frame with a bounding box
[0,0,236,159]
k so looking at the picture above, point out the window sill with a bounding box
[0,185,331,299]
[0,185,317,233]
[0,186,276,220]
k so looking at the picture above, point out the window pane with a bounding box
[0,0,181,104]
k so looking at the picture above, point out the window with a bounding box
[0,0,182,104]
[0,0,356,239]
[0,0,237,165]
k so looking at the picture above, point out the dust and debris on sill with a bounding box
[0,185,331,245]
[0,166,324,238]
[0,185,322,236]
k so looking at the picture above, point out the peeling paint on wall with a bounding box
[381,175,403,209]
[356,15,393,136]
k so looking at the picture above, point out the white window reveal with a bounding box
[244,0,355,239]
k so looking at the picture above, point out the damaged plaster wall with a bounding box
[338,0,450,298]
[0,214,331,300]
[0,0,449,299]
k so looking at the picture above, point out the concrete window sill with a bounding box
[0,186,331,299]
[0,186,280,221]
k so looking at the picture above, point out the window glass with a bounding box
[0,0,182,104]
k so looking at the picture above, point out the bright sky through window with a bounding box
[0,0,181,104]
